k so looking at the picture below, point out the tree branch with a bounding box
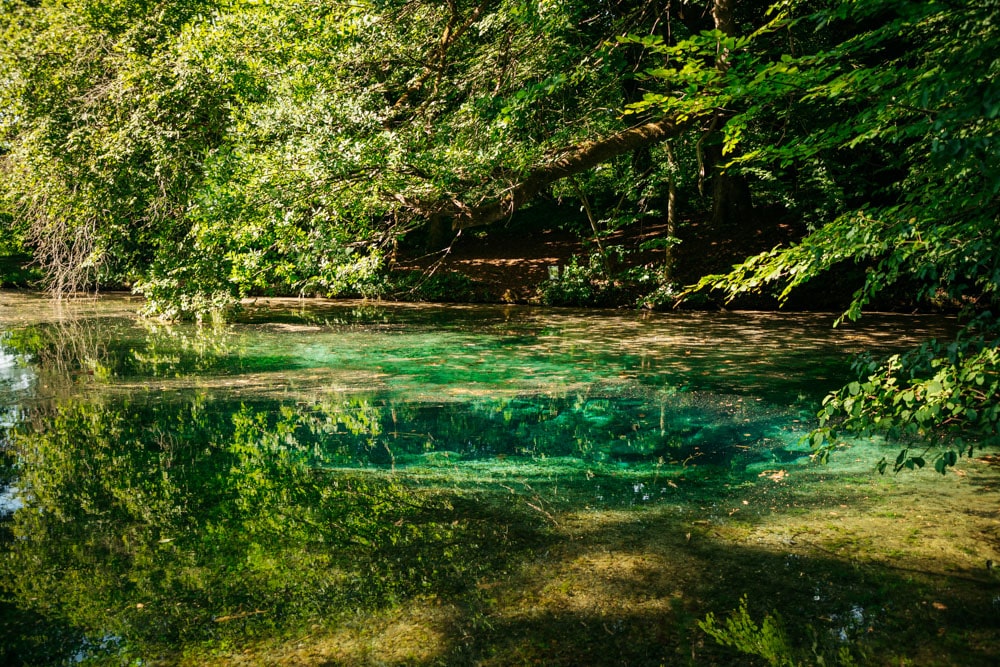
[388,0,490,121]
[441,113,706,231]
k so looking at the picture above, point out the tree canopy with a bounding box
[1,0,998,462]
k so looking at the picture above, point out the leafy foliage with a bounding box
[700,596,797,667]
[538,245,660,307]
[812,320,1000,471]
[4,0,653,314]
[538,252,609,307]
[663,0,1000,458]
[700,596,863,667]
[688,0,999,315]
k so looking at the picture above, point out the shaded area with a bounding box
[197,458,1000,666]
[2,392,997,665]
[394,214,805,306]
[0,256,41,288]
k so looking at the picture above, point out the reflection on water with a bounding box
[3,395,534,664]
[1,293,996,665]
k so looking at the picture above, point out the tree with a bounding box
[676,0,1000,463]
[1,1,719,309]
[0,0,241,294]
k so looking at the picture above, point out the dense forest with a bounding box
[1,0,998,462]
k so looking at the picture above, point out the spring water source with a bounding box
[0,292,997,665]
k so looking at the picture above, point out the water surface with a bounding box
[0,292,996,665]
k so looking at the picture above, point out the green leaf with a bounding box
[811,431,825,449]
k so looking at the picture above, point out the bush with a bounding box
[700,596,863,666]
[539,247,660,307]
[385,270,486,303]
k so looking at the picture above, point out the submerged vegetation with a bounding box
[3,395,546,663]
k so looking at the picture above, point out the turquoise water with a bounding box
[1,293,996,665]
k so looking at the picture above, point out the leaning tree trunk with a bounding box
[398,0,753,245]
[396,112,711,251]
[441,113,705,232]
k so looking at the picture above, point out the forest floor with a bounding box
[1,216,796,302]
[1,211,876,312]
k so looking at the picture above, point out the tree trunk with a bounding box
[664,141,679,280]
[440,113,706,232]
[705,142,754,228]
[707,0,753,228]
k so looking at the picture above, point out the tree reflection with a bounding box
[1,309,819,663]
[0,396,545,664]
[2,317,245,391]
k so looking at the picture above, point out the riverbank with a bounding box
[393,215,810,307]
[0,213,945,314]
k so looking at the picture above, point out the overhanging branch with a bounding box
[443,113,706,231]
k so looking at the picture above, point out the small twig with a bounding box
[525,500,558,526]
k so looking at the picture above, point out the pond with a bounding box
[1,291,998,665]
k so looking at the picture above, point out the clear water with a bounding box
[1,292,997,665]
